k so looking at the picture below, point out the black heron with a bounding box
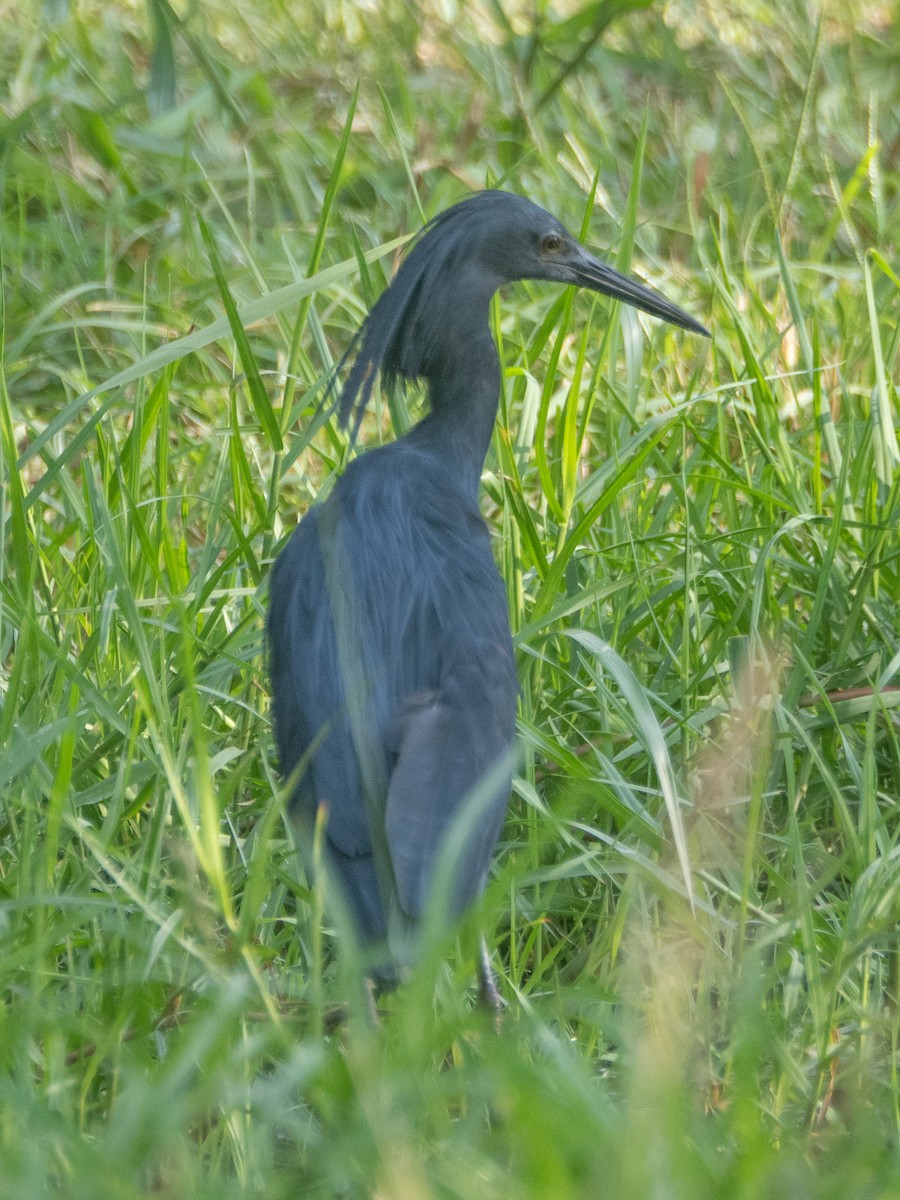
[268,190,708,1004]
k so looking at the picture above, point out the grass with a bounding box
[1,0,899,1196]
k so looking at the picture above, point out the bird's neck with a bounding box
[405,330,501,500]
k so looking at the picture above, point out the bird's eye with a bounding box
[541,233,562,254]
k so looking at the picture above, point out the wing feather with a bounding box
[268,440,517,940]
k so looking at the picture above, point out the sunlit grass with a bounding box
[1,1,898,1196]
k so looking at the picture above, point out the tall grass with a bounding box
[1,1,898,1196]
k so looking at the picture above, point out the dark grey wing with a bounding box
[375,455,519,923]
[269,503,384,845]
[267,513,320,798]
[385,639,516,921]
[268,507,386,939]
[268,444,518,944]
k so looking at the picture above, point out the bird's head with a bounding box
[475,193,709,336]
[338,190,708,433]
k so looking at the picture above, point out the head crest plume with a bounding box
[333,191,538,438]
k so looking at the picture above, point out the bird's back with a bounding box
[268,437,517,942]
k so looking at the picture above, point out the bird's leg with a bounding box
[476,935,506,1029]
[363,975,382,1027]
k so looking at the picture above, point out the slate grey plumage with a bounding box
[268,191,708,996]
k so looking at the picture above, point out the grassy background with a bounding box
[2,0,899,1196]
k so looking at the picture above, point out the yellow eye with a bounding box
[541,233,562,254]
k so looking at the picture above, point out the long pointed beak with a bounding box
[569,247,710,337]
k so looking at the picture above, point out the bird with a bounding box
[268,190,708,1007]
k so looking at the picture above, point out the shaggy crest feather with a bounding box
[337,192,546,436]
